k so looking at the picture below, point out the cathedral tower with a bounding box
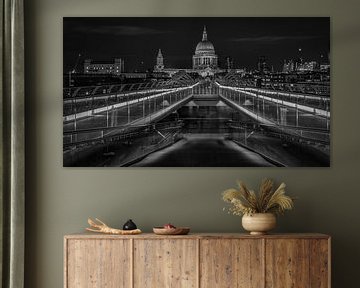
[154,49,164,71]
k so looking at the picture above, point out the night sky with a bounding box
[63,17,330,73]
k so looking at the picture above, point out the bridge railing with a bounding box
[63,84,198,149]
[63,89,172,117]
[265,82,330,95]
[64,121,184,166]
[216,82,330,145]
[218,83,330,113]
[227,121,330,166]
[216,79,330,96]
[63,79,187,99]
[192,81,219,96]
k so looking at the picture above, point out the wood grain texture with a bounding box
[265,239,310,288]
[310,239,330,288]
[65,233,330,240]
[133,239,197,288]
[64,234,330,288]
[66,239,131,288]
[200,239,264,288]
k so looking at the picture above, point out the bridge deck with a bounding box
[63,80,330,150]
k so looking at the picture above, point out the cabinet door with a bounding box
[66,239,131,288]
[266,239,310,288]
[200,239,264,288]
[133,239,198,288]
[309,239,330,288]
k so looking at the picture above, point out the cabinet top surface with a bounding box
[64,232,330,240]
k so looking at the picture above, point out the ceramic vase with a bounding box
[242,213,276,235]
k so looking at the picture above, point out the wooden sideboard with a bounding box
[64,233,330,288]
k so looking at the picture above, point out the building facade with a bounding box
[154,49,164,72]
[84,58,125,75]
[283,59,319,73]
[283,60,295,73]
[156,26,223,77]
[192,26,218,73]
[297,61,318,72]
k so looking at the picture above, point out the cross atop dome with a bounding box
[202,25,208,41]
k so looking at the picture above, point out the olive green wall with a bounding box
[25,0,360,287]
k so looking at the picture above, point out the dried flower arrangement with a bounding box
[222,178,294,216]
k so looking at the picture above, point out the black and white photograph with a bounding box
[63,17,330,167]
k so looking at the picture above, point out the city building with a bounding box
[225,56,234,72]
[121,72,148,79]
[283,59,319,73]
[84,58,125,75]
[320,63,330,72]
[83,27,247,79]
[297,61,318,72]
[154,49,164,72]
[192,26,218,73]
[154,26,232,77]
[257,56,269,73]
[283,59,295,73]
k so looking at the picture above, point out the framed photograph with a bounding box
[63,17,330,167]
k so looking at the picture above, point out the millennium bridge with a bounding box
[63,72,330,167]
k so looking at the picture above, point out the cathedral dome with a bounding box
[192,26,218,72]
[195,41,215,55]
[194,26,216,55]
